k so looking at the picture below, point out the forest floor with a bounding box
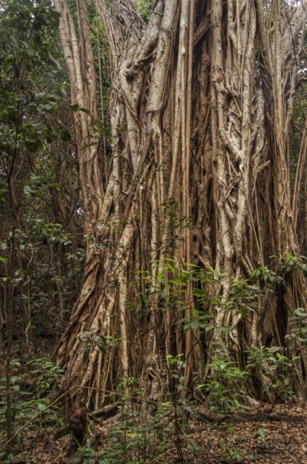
[1,401,307,464]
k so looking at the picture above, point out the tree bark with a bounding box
[54,0,307,408]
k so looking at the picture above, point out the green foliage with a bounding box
[220,446,245,463]
[246,345,298,402]
[93,334,118,355]
[287,307,307,346]
[0,0,304,457]
[78,442,96,464]
[249,265,284,289]
[94,397,187,463]
[76,247,307,460]
[276,253,307,276]
[23,174,62,199]
[82,347,191,463]
[197,360,249,416]
[129,256,306,417]
[0,357,64,451]
[133,0,154,22]
[256,427,270,449]
[160,199,192,254]
[98,415,147,463]
[0,0,83,345]
[25,358,64,395]
[222,277,260,316]
[0,0,62,130]
[132,259,219,330]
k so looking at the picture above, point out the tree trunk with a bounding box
[54,0,307,408]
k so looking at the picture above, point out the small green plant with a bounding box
[197,359,249,416]
[77,440,97,463]
[0,357,64,452]
[246,345,298,404]
[133,0,154,22]
[249,265,284,289]
[287,307,307,347]
[256,427,270,449]
[221,447,244,463]
[26,357,64,394]
[93,375,155,464]
[97,412,149,464]
[96,352,191,464]
[276,253,307,276]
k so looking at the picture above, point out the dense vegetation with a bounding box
[0,0,307,462]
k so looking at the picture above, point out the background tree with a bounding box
[0,0,83,353]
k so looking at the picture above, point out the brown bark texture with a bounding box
[54,0,307,408]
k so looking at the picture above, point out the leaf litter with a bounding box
[1,402,306,463]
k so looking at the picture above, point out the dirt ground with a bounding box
[1,401,306,464]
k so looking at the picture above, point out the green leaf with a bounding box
[258,427,266,439]
[294,308,305,317]
[37,402,46,411]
